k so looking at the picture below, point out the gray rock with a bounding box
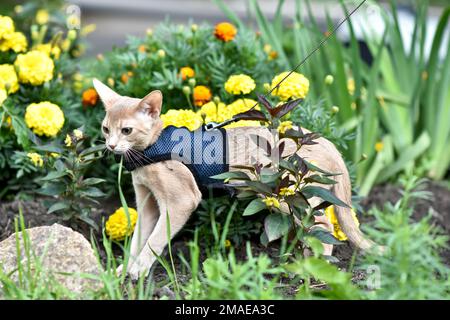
[0,223,102,296]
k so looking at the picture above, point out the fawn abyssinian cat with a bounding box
[93,79,374,279]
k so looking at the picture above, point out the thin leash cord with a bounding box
[206,0,367,130]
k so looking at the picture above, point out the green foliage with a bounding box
[183,240,283,300]
[358,176,450,299]
[35,130,106,230]
[212,96,345,256]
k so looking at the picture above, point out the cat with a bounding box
[93,78,374,280]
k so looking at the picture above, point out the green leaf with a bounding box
[79,144,105,157]
[34,145,64,154]
[245,180,272,195]
[308,228,343,245]
[302,186,349,208]
[243,198,266,216]
[211,171,251,181]
[37,183,65,196]
[47,202,70,214]
[303,159,339,176]
[304,174,337,185]
[39,171,68,181]
[81,187,105,198]
[264,213,292,242]
[82,178,106,186]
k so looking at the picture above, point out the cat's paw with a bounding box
[127,256,154,280]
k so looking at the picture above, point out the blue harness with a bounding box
[119,125,229,190]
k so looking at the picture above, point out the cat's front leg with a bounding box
[127,161,202,280]
[117,181,159,276]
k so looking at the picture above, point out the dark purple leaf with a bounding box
[271,98,303,118]
[233,109,268,122]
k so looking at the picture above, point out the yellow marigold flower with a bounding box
[214,22,237,42]
[193,85,212,107]
[15,50,54,86]
[64,134,72,147]
[35,43,61,59]
[224,120,261,128]
[82,88,98,106]
[105,207,138,241]
[279,187,295,197]
[262,196,280,209]
[271,71,309,101]
[24,101,65,137]
[324,206,360,241]
[347,78,355,95]
[0,31,27,53]
[0,64,19,93]
[0,16,14,38]
[375,141,384,153]
[198,101,231,124]
[0,88,7,105]
[277,120,293,134]
[161,109,203,131]
[227,98,258,115]
[27,152,43,167]
[36,9,50,25]
[224,74,256,95]
[180,66,195,81]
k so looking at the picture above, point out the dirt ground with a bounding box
[1,181,449,295]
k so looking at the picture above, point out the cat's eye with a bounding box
[121,127,133,135]
[102,126,109,134]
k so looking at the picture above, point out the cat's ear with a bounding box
[93,78,120,110]
[138,90,163,118]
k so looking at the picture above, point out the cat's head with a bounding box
[93,78,163,154]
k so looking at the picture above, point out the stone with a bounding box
[0,223,102,296]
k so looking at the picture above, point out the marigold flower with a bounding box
[27,152,43,167]
[262,196,280,209]
[73,129,83,139]
[0,88,7,105]
[121,72,133,84]
[35,43,61,59]
[0,64,19,93]
[324,206,360,241]
[64,134,72,147]
[82,88,99,106]
[224,74,256,95]
[161,109,203,131]
[193,85,212,107]
[375,141,384,153]
[277,120,293,134]
[180,67,195,81]
[214,22,237,42]
[15,50,54,86]
[24,101,65,137]
[105,207,138,241]
[0,16,14,38]
[138,44,146,53]
[36,9,49,25]
[0,31,27,53]
[271,71,309,101]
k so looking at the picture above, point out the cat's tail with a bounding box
[333,163,376,251]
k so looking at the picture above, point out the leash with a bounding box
[205,0,367,131]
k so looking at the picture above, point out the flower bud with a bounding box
[325,75,334,85]
[68,29,77,41]
[14,5,23,14]
[182,86,191,95]
[146,28,153,37]
[96,53,104,61]
[213,96,221,105]
[191,24,198,32]
[188,78,196,87]
[331,106,339,114]
[157,49,165,58]
[107,78,115,87]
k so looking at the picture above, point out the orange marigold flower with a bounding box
[138,45,146,53]
[121,71,133,84]
[214,22,237,42]
[180,66,195,81]
[82,88,98,106]
[193,85,212,107]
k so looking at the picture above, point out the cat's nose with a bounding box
[108,144,116,150]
